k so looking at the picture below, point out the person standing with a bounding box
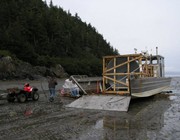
[48,76,58,102]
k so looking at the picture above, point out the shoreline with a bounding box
[0,78,66,91]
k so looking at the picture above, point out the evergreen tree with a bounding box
[0,0,119,76]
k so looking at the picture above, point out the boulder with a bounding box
[50,64,68,78]
[0,56,68,80]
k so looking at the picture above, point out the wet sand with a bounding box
[0,77,180,140]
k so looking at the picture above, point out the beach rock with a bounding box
[51,64,69,78]
[0,56,68,80]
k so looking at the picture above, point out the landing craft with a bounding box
[102,50,171,98]
[65,48,171,111]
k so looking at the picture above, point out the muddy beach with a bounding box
[0,77,180,140]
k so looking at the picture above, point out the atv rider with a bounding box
[24,83,32,92]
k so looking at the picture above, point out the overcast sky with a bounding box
[45,0,180,75]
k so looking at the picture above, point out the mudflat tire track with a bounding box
[0,77,180,140]
[0,94,74,140]
[0,93,104,140]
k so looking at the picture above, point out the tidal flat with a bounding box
[0,77,180,140]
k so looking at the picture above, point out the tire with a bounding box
[32,92,39,101]
[17,94,27,103]
[7,94,15,102]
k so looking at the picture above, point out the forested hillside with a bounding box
[0,0,118,76]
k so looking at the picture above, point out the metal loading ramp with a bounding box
[66,95,131,112]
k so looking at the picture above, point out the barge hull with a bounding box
[130,77,171,97]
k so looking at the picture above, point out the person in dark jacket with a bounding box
[48,76,58,102]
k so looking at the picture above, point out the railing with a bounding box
[102,54,154,95]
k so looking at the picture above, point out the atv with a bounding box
[7,87,39,103]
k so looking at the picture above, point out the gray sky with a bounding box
[45,0,180,74]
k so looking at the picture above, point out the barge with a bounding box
[102,50,171,98]
[66,49,171,111]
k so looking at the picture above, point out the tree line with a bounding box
[0,0,119,76]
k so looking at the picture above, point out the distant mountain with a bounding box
[166,71,180,77]
[0,0,118,76]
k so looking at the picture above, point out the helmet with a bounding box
[25,83,29,87]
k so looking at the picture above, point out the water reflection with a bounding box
[92,96,171,140]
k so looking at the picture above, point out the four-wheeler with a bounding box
[7,87,39,103]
